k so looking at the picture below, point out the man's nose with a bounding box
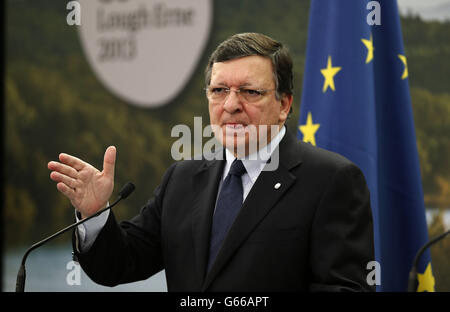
[223,90,243,113]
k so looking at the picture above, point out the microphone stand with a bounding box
[15,182,135,292]
[408,228,450,292]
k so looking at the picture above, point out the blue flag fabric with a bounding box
[298,0,433,291]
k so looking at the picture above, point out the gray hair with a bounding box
[205,33,294,101]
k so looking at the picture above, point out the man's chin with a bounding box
[222,137,248,157]
[211,124,268,157]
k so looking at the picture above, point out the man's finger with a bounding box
[59,153,86,172]
[56,182,75,200]
[103,146,116,179]
[48,161,78,179]
[50,171,78,189]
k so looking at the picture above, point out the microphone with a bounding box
[408,228,450,292]
[15,182,135,292]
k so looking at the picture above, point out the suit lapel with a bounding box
[191,156,225,288]
[201,132,303,291]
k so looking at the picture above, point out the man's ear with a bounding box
[279,93,293,123]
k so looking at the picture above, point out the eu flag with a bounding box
[298,0,434,291]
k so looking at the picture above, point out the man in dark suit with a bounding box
[48,33,374,291]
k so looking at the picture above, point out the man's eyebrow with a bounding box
[210,82,259,88]
[210,82,229,87]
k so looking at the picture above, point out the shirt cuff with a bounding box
[75,204,110,252]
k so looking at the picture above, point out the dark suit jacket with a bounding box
[73,132,375,291]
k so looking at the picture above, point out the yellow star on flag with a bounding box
[321,55,342,92]
[398,54,408,79]
[361,34,374,64]
[299,112,320,146]
[417,262,435,292]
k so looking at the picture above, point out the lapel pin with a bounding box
[274,183,281,190]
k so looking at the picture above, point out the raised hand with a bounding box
[48,146,116,219]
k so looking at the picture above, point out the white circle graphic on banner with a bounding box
[78,0,212,108]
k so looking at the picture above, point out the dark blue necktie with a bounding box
[208,159,246,271]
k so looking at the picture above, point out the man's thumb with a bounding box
[103,146,116,178]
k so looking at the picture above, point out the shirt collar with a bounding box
[224,126,286,183]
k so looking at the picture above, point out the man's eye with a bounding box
[212,87,226,94]
[243,89,262,97]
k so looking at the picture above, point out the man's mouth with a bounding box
[224,123,246,129]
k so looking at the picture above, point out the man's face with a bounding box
[208,55,292,157]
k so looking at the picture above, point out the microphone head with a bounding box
[119,182,135,199]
